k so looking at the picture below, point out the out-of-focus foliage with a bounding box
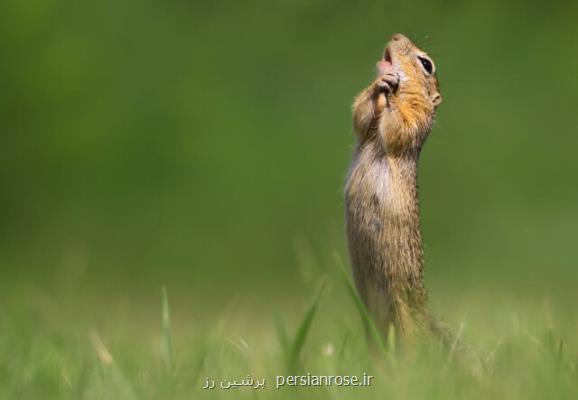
[1,0,577,299]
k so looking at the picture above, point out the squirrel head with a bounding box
[376,33,442,154]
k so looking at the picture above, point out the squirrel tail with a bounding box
[428,315,457,349]
[428,314,484,376]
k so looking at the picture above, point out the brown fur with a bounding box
[345,34,442,343]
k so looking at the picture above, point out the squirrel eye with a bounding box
[418,56,434,74]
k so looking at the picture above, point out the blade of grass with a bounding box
[437,320,465,377]
[191,345,208,387]
[447,321,465,364]
[88,330,137,400]
[161,286,175,375]
[386,324,397,368]
[337,331,350,365]
[334,252,387,358]
[557,338,564,364]
[287,282,325,373]
[274,316,290,358]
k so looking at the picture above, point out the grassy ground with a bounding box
[2,269,577,400]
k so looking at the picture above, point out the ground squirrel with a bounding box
[345,33,442,343]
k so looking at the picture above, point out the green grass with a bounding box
[1,273,577,400]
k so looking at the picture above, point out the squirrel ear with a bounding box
[432,93,442,107]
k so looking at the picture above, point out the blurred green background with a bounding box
[1,0,577,306]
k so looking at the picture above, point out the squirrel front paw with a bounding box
[375,73,399,94]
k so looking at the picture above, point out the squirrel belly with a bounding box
[345,140,428,339]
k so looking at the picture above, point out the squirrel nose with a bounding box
[391,33,406,42]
